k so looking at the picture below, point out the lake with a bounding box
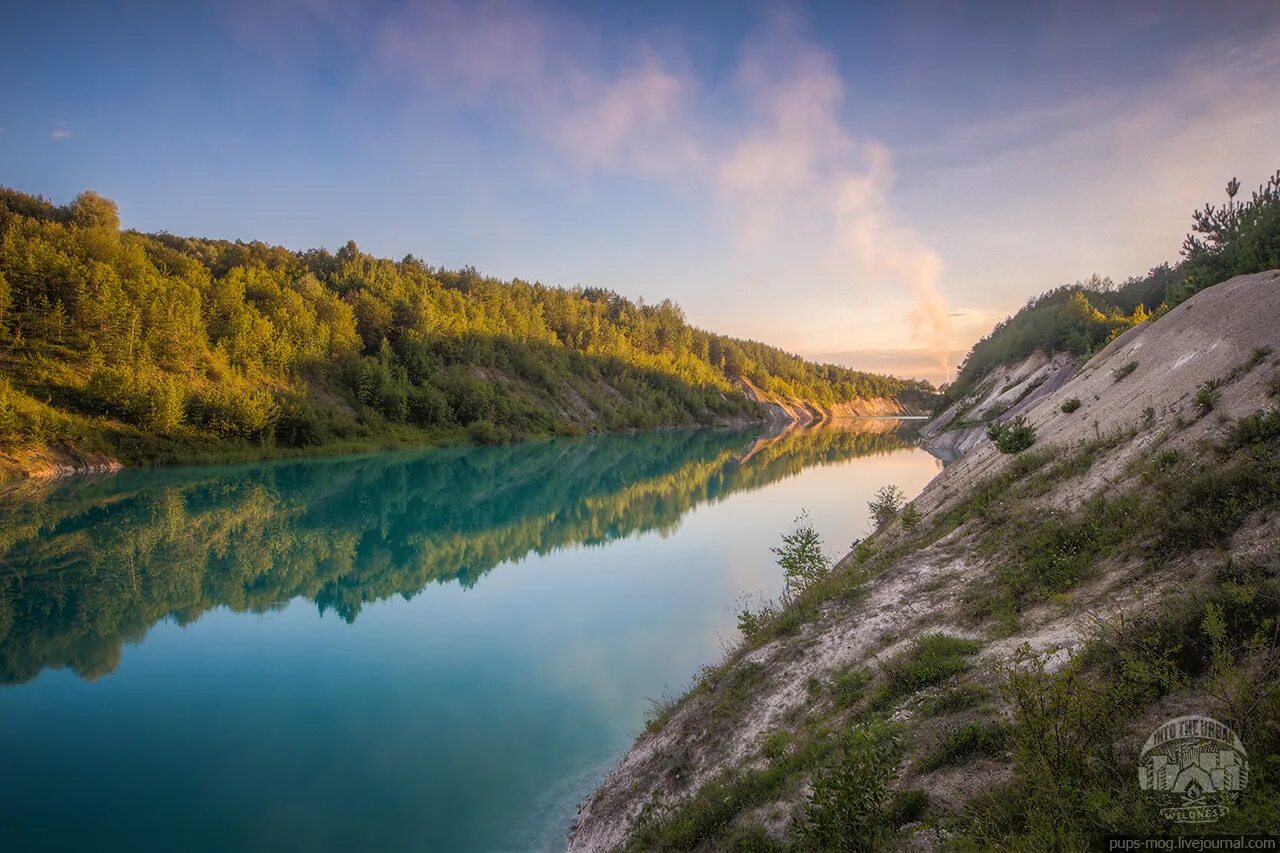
[0,421,940,852]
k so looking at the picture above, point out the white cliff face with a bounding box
[734,376,932,426]
[920,351,1081,461]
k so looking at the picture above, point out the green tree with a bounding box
[771,511,830,599]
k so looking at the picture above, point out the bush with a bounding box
[274,394,329,448]
[1000,645,1119,796]
[871,634,982,709]
[1060,398,1081,413]
[1112,361,1138,381]
[920,683,990,716]
[828,665,873,710]
[185,384,279,439]
[466,418,507,445]
[987,416,1036,453]
[1194,382,1220,416]
[0,379,22,445]
[407,382,452,427]
[1228,409,1280,448]
[87,365,185,432]
[900,502,922,532]
[917,720,1008,772]
[771,512,830,598]
[796,719,903,851]
[868,485,906,528]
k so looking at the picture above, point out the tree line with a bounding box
[0,187,931,461]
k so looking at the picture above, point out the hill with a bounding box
[0,188,934,480]
[570,268,1280,850]
[936,169,1280,411]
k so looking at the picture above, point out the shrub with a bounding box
[466,418,507,445]
[407,381,452,427]
[274,394,328,448]
[987,416,1037,453]
[87,365,184,432]
[1228,409,1280,448]
[868,485,906,529]
[871,634,982,709]
[1060,398,1081,413]
[771,512,830,598]
[1000,646,1119,796]
[917,720,1008,772]
[1194,383,1220,416]
[886,789,928,828]
[1112,361,1138,381]
[185,384,279,439]
[736,595,779,640]
[900,503,922,532]
[920,683,990,716]
[0,379,21,445]
[796,719,903,851]
[828,665,873,710]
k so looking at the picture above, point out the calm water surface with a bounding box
[0,422,940,852]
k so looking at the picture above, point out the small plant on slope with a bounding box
[900,502,922,532]
[1061,398,1081,413]
[797,719,903,852]
[869,485,906,529]
[1113,361,1139,381]
[1194,382,1220,417]
[771,511,830,599]
[987,415,1037,453]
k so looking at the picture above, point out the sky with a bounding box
[2,0,1278,384]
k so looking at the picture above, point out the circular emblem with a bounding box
[1138,715,1248,824]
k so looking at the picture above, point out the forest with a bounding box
[0,187,932,470]
[942,169,1280,402]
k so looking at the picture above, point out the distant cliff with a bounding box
[736,376,937,425]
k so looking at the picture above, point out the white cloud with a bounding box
[50,129,72,139]
[363,3,956,379]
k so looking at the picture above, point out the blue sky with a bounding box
[3,1,1278,382]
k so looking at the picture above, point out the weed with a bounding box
[796,719,903,851]
[871,634,982,710]
[1113,361,1139,381]
[987,416,1037,454]
[1194,383,1220,416]
[919,683,990,716]
[917,720,1009,772]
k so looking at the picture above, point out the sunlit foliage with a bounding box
[0,187,930,457]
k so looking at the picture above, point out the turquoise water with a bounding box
[0,423,940,851]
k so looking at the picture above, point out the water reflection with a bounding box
[0,422,914,685]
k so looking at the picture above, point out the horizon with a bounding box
[4,0,1279,383]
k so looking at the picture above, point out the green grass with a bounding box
[626,718,843,851]
[827,664,873,711]
[919,683,990,716]
[916,720,1008,772]
[870,634,983,710]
